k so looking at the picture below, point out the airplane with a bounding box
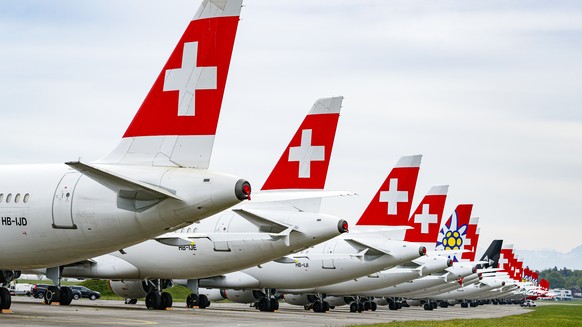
[200,155,428,312]
[27,96,351,310]
[282,185,453,313]
[353,205,483,310]
[0,0,250,309]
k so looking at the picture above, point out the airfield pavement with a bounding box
[0,296,530,326]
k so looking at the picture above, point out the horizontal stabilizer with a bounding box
[155,231,294,246]
[251,190,356,203]
[232,208,298,231]
[66,161,181,201]
[344,238,391,256]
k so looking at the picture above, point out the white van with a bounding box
[9,283,32,296]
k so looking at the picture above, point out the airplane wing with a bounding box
[155,228,298,247]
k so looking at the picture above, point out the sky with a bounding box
[1,0,581,262]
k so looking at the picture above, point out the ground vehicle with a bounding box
[69,286,101,300]
[9,283,32,296]
[521,300,536,307]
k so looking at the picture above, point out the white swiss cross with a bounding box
[163,42,217,116]
[288,129,325,178]
[379,178,408,215]
[413,204,438,234]
[498,254,508,269]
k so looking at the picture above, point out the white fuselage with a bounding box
[30,208,345,279]
[0,163,243,269]
[200,235,425,291]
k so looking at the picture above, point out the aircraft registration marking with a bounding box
[1,216,27,226]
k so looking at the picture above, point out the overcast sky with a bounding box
[1,1,581,260]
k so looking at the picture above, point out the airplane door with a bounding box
[52,172,81,229]
[213,212,234,251]
[322,240,337,269]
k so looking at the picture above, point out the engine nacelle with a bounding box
[199,288,226,302]
[108,280,152,299]
[283,294,318,306]
[324,295,354,307]
[406,299,422,307]
[221,289,264,304]
[373,297,389,306]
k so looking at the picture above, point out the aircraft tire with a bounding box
[0,287,11,310]
[186,293,198,308]
[370,302,377,311]
[59,287,73,306]
[45,286,60,305]
[199,294,210,309]
[161,292,172,309]
[145,292,161,310]
[349,302,357,313]
[270,298,279,311]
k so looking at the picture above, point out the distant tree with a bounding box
[546,271,566,289]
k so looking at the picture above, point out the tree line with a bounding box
[538,267,582,289]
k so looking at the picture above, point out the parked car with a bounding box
[31,284,50,299]
[9,283,32,296]
[69,286,101,300]
[521,300,536,307]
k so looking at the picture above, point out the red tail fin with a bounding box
[461,217,480,261]
[101,0,242,168]
[356,155,421,226]
[261,97,342,191]
[404,185,448,245]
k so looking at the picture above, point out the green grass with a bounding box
[351,303,582,327]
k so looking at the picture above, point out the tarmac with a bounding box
[0,296,531,326]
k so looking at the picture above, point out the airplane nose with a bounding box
[337,220,349,233]
[235,179,252,201]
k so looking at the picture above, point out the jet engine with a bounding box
[282,294,318,306]
[108,280,153,299]
[221,289,265,304]
[324,296,354,307]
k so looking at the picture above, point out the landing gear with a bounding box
[256,289,279,312]
[124,298,138,305]
[144,279,173,310]
[186,293,210,308]
[0,287,12,310]
[0,270,20,311]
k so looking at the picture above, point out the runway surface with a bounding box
[1,297,530,326]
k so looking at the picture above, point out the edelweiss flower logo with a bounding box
[435,210,468,261]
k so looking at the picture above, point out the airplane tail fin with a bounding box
[404,185,448,246]
[434,204,473,261]
[461,217,480,261]
[356,155,421,226]
[261,97,342,191]
[476,239,503,269]
[99,0,243,168]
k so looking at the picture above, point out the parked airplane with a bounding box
[283,185,452,312]
[28,96,350,310]
[0,0,250,309]
[201,155,427,312]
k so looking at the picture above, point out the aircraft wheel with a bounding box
[461,302,468,308]
[160,292,172,310]
[363,301,371,311]
[199,294,210,309]
[145,292,161,310]
[357,302,364,313]
[45,286,60,305]
[312,301,323,313]
[186,293,198,308]
[388,301,396,310]
[431,302,437,310]
[349,302,357,313]
[270,298,279,311]
[323,301,330,312]
[370,302,377,311]
[59,287,73,306]
[0,287,11,310]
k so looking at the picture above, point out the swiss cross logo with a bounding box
[379,178,408,215]
[413,204,438,234]
[498,253,509,269]
[288,129,325,178]
[163,42,217,116]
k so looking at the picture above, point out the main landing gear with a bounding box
[0,270,19,311]
[184,279,211,309]
[144,279,173,310]
[254,289,279,312]
[40,267,75,306]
